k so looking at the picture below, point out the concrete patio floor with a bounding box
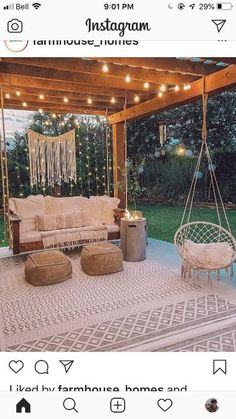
[0,237,235,287]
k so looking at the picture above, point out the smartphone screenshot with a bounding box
[0,0,235,417]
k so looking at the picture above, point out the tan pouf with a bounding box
[81,242,123,276]
[25,250,72,286]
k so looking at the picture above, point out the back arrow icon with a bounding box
[212,19,227,33]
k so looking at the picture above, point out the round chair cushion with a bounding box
[25,250,72,286]
[81,242,123,276]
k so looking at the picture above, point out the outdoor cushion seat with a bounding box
[81,242,123,276]
[104,224,120,233]
[21,230,42,243]
[25,250,72,286]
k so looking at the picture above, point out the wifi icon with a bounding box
[32,2,41,9]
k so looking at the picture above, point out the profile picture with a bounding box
[205,398,219,413]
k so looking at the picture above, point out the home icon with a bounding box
[16,398,31,413]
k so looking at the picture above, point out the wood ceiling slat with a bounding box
[2,85,143,105]
[94,58,220,76]
[4,95,122,110]
[0,62,159,93]
[1,58,194,85]
[5,102,108,115]
[0,73,143,99]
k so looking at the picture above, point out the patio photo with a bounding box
[0,57,236,352]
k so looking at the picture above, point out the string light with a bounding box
[111,97,116,104]
[158,92,163,98]
[22,102,27,107]
[87,97,93,104]
[63,97,69,103]
[134,95,140,102]
[144,82,150,89]
[52,113,56,118]
[16,91,21,96]
[160,85,166,92]
[39,94,44,100]
[125,75,131,83]
[5,93,10,99]
[184,84,191,90]
[39,108,43,114]
[174,85,180,92]
[102,63,109,73]
[176,145,186,156]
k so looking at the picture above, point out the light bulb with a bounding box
[144,82,150,89]
[5,93,10,99]
[111,97,116,104]
[184,84,191,90]
[125,75,131,83]
[52,113,56,118]
[39,108,43,113]
[22,101,27,107]
[39,94,44,100]
[63,97,69,103]
[158,92,163,98]
[102,63,109,73]
[160,85,166,92]
[174,85,180,92]
[16,91,21,96]
[134,95,140,102]
[88,97,92,104]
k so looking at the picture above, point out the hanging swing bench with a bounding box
[174,88,236,283]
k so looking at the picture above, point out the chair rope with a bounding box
[179,78,232,234]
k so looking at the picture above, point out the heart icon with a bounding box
[157,398,173,412]
[9,360,24,373]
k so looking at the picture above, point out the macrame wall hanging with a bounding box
[28,129,77,188]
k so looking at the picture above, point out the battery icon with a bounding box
[217,2,233,9]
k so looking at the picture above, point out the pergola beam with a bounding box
[0,62,159,93]
[5,102,107,115]
[94,58,220,76]
[112,122,126,209]
[0,73,148,100]
[2,85,133,105]
[5,96,122,111]
[1,58,195,85]
[109,65,236,124]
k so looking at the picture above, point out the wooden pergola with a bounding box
[0,57,236,210]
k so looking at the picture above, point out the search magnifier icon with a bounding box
[63,398,78,413]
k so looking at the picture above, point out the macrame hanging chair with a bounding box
[174,83,236,282]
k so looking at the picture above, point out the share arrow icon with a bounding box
[212,19,227,33]
[60,360,74,373]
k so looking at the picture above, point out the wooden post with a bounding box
[112,122,127,209]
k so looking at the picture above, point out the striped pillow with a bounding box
[36,211,87,231]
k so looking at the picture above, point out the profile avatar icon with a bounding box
[205,398,219,413]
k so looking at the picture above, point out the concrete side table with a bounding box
[120,218,147,262]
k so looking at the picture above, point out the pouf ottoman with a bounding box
[81,242,123,276]
[25,250,72,286]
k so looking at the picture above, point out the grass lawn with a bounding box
[130,204,236,243]
[0,216,8,246]
[0,205,236,246]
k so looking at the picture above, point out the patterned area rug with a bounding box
[1,253,236,352]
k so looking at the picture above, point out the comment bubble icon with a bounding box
[34,360,49,375]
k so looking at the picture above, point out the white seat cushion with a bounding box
[183,240,234,269]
